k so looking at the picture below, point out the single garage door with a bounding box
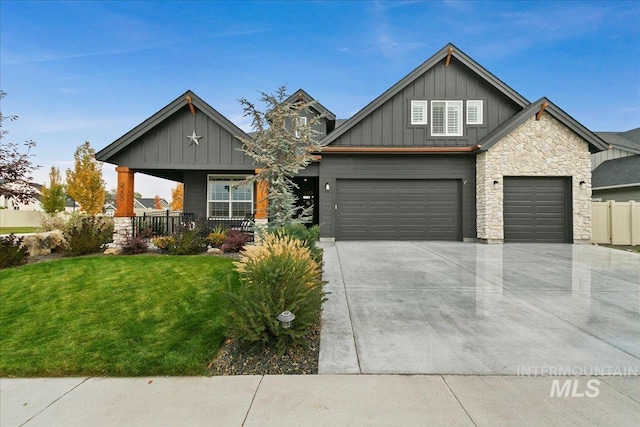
[336,179,461,240]
[503,177,571,243]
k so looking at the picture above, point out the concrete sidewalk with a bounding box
[2,375,640,426]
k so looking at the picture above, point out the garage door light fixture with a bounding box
[325,182,331,191]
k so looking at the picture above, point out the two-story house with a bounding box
[96,43,608,243]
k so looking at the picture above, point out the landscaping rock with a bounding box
[103,247,124,255]
[207,248,223,254]
[21,230,66,257]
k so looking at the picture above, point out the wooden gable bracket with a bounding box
[185,95,196,115]
[445,47,454,67]
[535,102,549,121]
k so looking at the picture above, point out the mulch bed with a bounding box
[207,324,321,375]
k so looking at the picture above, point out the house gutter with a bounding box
[592,182,640,191]
[318,145,481,154]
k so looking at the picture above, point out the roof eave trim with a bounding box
[319,145,481,154]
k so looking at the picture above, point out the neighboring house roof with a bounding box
[321,42,530,146]
[284,89,336,120]
[134,197,169,209]
[477,97,608,153]
[594,127,640,154]
[592,155,640,189]
[96,90,252,162]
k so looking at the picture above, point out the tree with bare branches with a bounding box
[0,91,40,204]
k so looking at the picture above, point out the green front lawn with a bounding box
[0,255,239,377]
[0,227,41,234]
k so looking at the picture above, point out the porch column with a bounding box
[115,166,135,217]
[254,169,269,226]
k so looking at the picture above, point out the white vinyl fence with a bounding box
[0,210,43,228]
[592,201,639,245]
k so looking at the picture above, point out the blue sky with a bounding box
[1,0,639,199]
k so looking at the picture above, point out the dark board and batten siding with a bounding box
[319,155,476,240]
[110,108,253,170]
[329,58,521,149]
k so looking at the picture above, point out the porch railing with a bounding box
[131,210,254,239]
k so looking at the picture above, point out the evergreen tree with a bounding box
[40,166,66,214]
[237,86,323,227]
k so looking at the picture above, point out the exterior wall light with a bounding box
[325,182,331,191]
[493,180,499,186]
[579,180,586,187]
[277,311,296,329]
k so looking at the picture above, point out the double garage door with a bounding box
[503,177,572,243]
[334,177,571,242]
[336,179,461,240]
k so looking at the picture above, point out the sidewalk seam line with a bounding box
[441,375,478,427]
[335,243,362,374]
[241,375,264,426]
[19,377,91,427]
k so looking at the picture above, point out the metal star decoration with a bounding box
[186,130,203,146]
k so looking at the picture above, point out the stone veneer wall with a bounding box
[476,114,592,243]
[112,216,134,247]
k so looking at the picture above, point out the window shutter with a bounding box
[410,100,427,125]
[466,100,483,125]
[294,116,307,138]
[431,101,445,135]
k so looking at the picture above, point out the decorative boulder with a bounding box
[103,247,124,255]
[21,230,66,257]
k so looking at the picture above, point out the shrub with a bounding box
[121,231,151,255]
[152,236,175,250]
[63,214,114,256]
[221,229,251,253]
[265,224,322,262]
[40,212,69,232]
[0,234,28,269]
[225,234,326,354]
[167,220,208,255]
[207,226,227,247]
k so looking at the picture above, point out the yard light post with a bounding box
[277,311,295,329]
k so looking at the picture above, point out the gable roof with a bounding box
[477,97,608,153]
[595,127,640,154]
[135,197,169,209]
[284,89,336,120]
[592,155,640,189]
[96,90,251,162]
[321,42,530,146]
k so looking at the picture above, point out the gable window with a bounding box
[207,176,253,218]
[466,100,483,125]
[431,100,463,136]
[410,100,428,125]
[294,116,307,138]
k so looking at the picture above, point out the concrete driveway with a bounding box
[318,242,640,375]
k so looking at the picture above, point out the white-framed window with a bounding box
[431,100,463,136]
[207,175,253,218]
[410,100,428,125]
[294,116,307,138]
[466,100,483,125]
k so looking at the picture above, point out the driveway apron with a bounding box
[318,242,640,375]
